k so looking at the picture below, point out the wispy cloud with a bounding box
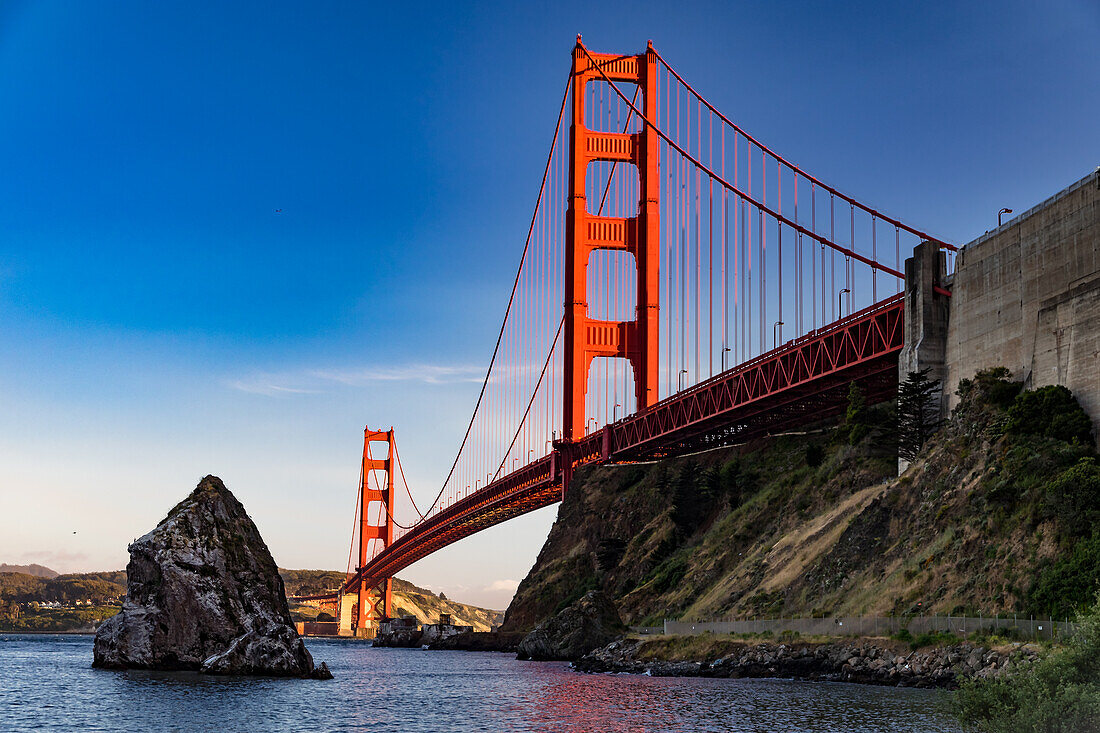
[485,579,519,593]
[226,377,324,397]
[309,364,484,386]
[226,363,484,396]
[20,550,90,566]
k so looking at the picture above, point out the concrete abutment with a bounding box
[901,168,1100,437]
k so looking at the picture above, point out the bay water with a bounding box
[0,634,960,732]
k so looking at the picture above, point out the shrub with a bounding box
[843,382,870,445]
[805,443,825,468]
[1038,457,1100,539]
[1028,528,1100,618]
[892,628,914,643]
[956,367,1021,410]
[953,595,1100,733]
[909,630,959,651]
[1007,385,1094,445]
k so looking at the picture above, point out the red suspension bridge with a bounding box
[320,38,958,632]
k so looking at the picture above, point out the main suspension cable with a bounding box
[650,47,956,251]
[580,46,912,279]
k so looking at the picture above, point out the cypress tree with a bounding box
[897,368,941,462]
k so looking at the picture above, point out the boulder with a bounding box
[517,590,624,661]
[93,475,331,679]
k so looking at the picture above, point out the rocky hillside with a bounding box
[503,369,1099,631]
[387,580,503,631]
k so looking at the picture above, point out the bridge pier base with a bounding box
[899,240,950,472]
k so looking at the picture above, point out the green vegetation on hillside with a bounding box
[0,571,126,604]
[1,605,120,632]
[503,368,1099,632]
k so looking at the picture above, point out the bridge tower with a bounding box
[355,426,395,634]
[563,38,660,445]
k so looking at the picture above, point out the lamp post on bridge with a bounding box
[613,403,621,422]
[839,288,850,318]
[587,418,597,435]
[772,321,784,349]
[678,369,688,392]
[998,207,1013,226]
[721,347,731,371]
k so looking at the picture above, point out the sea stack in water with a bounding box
[93,475,331,679]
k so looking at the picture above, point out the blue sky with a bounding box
[1,1,1097,609]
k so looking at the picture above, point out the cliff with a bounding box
[503,370,1099,631]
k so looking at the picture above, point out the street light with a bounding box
[839,288,850,317]
[773,321,784,349]
[998,207,1013,226]
[721,347,732,371]
[613,403,621,422]
[587,417,597,434]
[678,368,688,392]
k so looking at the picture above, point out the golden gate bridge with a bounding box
[300,38,958,632]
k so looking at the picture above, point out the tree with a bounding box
[897,369,942,462]
[843,382,870,445]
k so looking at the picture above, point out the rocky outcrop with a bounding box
[93,475,331,679]
[428,630,526,652]
[372,628,423,648]
[575,637,1040,689]
[517,590,625,661]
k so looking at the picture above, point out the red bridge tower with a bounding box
[355,426,394,633]
[563,38,660,444]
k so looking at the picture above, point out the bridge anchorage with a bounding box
[319,38,957,635]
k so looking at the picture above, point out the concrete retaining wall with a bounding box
[944,169,1100,426]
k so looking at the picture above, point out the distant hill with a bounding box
[0,571,126,603]
[0,563,58,578]
[278,568,441,599]
[280,569,504,631]
[0,566,502,630]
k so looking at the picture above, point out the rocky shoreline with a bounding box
[574,636,1040,689]
[428,631,525,652]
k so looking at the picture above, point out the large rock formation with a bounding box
[93,475,331,679]
[517,590,624,661]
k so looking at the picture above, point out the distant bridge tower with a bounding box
[563,37,660,444]
[355,426,395,633]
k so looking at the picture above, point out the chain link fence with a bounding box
[628,614,1078,640]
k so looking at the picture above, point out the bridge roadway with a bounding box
[342,293,904,597]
